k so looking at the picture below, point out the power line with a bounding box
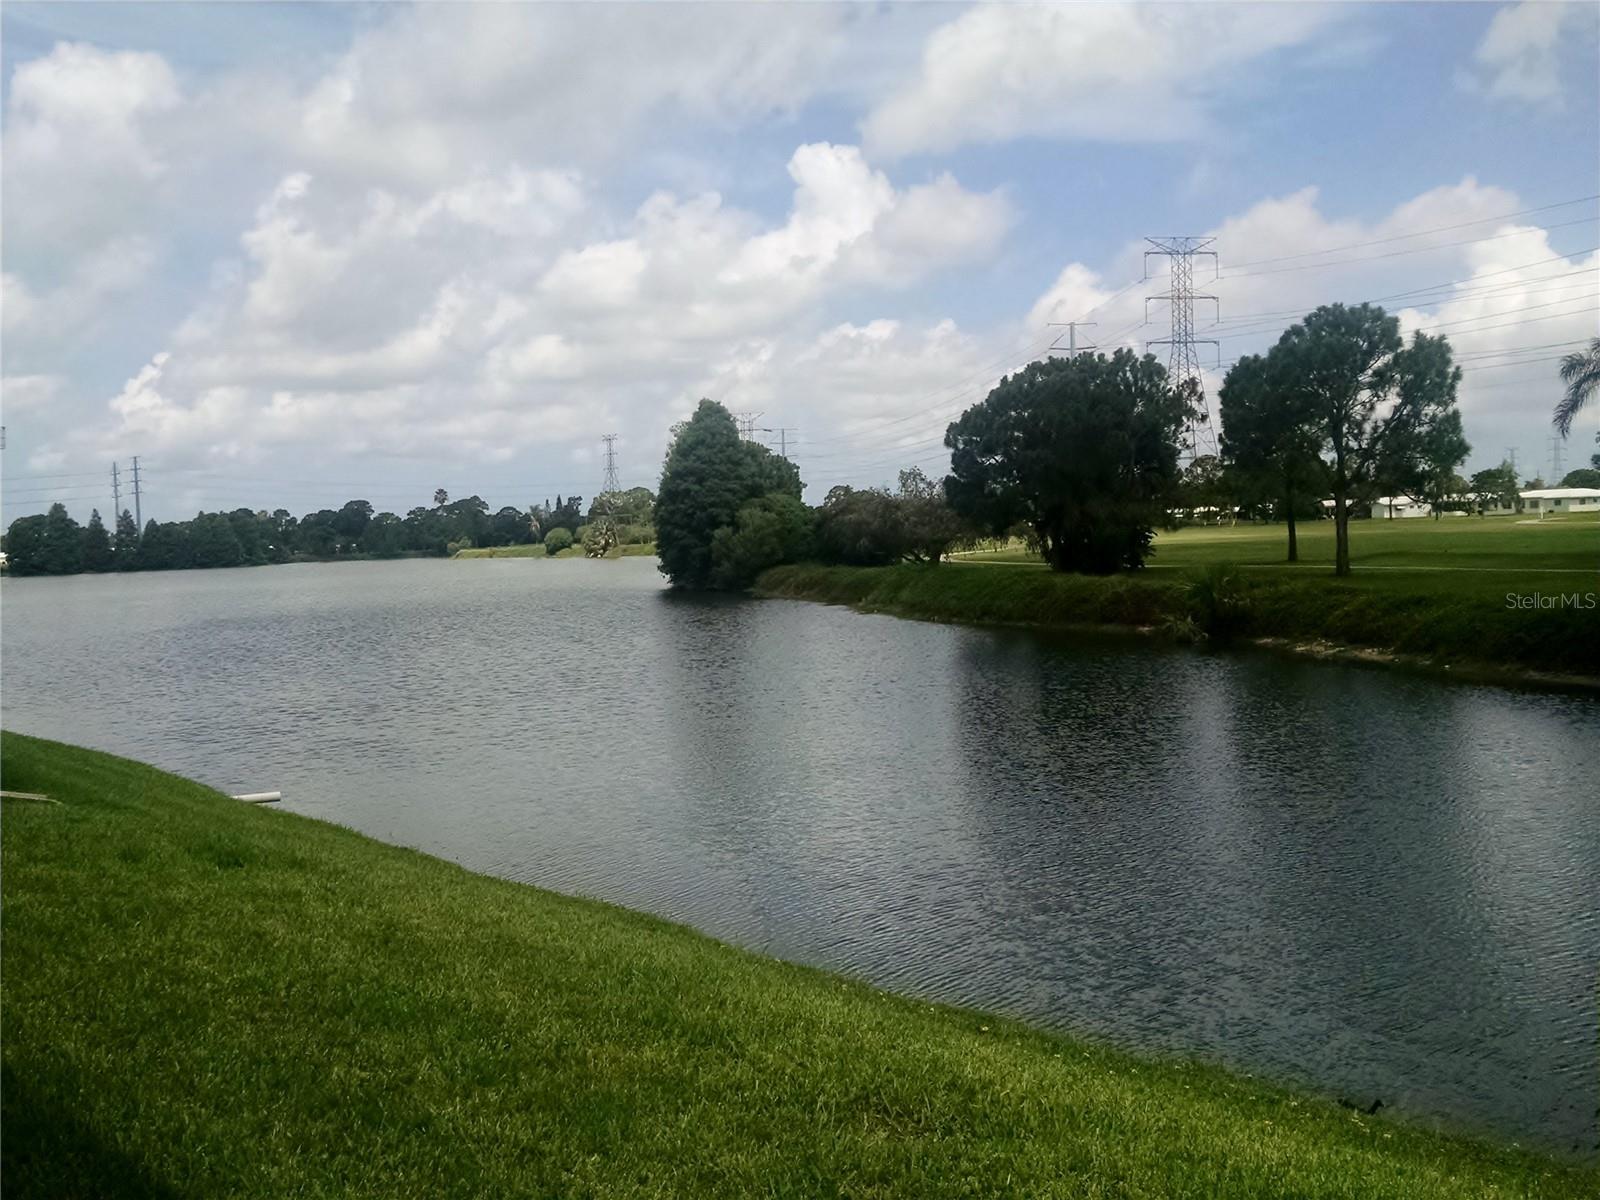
[1222,194,1599,270]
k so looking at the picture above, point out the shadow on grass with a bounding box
[1,1066,181,1199]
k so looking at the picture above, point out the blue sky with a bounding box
[3,1,1597,522]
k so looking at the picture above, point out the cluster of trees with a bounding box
[655,402,976,590]
[1218,303,1468,574]
[2,486,658,577]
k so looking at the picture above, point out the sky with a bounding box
[3,0,1597,524]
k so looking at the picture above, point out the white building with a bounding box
[1369,495,1431,519]
[1518,487,1600,515]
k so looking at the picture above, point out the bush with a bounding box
[709,494,814,590]
[544,528,574,555]
[1184,562,1252,643]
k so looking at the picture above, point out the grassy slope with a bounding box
[759,517,1600,677]
[3,734,1591,1199]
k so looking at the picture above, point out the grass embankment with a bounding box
[454,542,655,560]
[760,517,1600,679]
[5,733,1590,1198]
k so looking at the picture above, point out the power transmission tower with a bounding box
[735,411,763,442]
[1550,436,1565,483]
[1145,236,1220,461]
[112,462,122,517]
[131,455,143,530]
[593,434,621,551]
[1048,321,1097,356]
[1506,447,1519,480]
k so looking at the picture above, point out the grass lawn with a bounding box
[4,732,1592,1198]
[956,514,1599,599]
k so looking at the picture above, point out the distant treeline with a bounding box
[1,488,656,577]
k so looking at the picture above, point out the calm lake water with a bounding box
[3,557,1597,1153]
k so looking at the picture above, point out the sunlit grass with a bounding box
[4,732,1591,1198]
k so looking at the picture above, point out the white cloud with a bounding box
[1467,2,1592,105]
[273,3,849,188]
[861,3,1337,158]
[44,143,1007,476]
[4,43,179,265]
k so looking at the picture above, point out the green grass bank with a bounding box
[454,542,656,559]
[3,734,1592,1198]
[756,518,1600,680]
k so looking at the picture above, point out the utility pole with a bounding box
[774,427,795,460]
[112,462,122,518]
[1048,321,1097,357]
[1506,446,1519,481]
[131,455,143,530]
[1145,236,1220,461]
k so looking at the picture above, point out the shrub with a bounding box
[1185,562,1251,643]
[544,528,574,555]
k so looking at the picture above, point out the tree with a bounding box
[896,467,965,563]
[333,499,374,543]
[655,400,758,588]
[361,512,406,557]
[81,509,114,572]
[1560,467,1600,489]
[40,503,84,574]
[1219,351,1323,561]
[944,349,1186,574]
[113,509,140,568]
[1270,305,1464,576]
[709,493,814,588]
[1408,408,1471,520]
[1555,337,1600,438]
[434,488,450,508]
[189,512,244,568]
[814,486,905,566]
[1467,462,1518,515]
[3,515,48,575]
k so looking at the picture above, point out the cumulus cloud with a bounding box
[273,2,850,188]
[861,3,1338,158]
[1465,1,1595,106]
[43,143,1008,477]
[4,42,179,268]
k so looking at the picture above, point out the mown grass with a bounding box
[4,732,1591,1198]
[760,515,1599,678]
[454,542,656,560]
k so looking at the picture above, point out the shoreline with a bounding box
[753,562,1600,693]
[3,732,1593,1194]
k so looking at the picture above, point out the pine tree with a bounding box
[113,509,140,569]
[81,508,114,572]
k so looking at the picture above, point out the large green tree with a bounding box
[1219,352,1323,561]
[1270,304,1465,576]
[113,509,140,568]
[944,350,1186,574]
[81,509,114,572]
[656,400,802,588]
[1467,462,1518,515]
[40,503,84,575]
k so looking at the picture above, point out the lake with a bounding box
[2,556,1596,1154]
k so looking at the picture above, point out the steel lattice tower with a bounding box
[1145,237,1220,461]
[591,433,622,547]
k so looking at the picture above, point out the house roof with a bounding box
[1519,488,1600,500]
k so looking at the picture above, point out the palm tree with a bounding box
[1554,337,1600,437]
